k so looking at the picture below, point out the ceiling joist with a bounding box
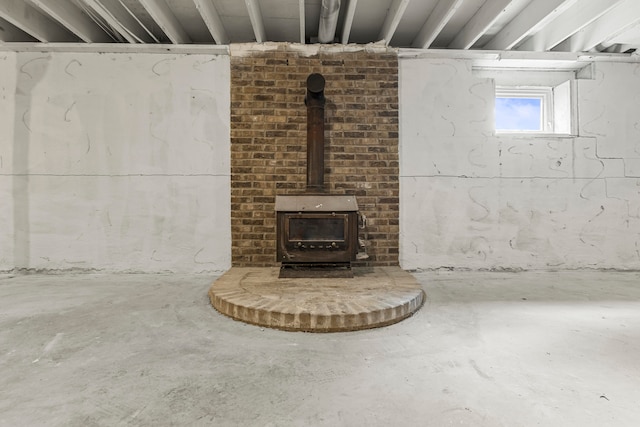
[517,0,625,51]
[0,0,76,42]
[483,0,577,50]
[0,0,638,55]
[449,0,513,49]
[138,0,189,44]
[76,0,153,43]
[378,0,410,45]
[412,0,463,49]
[0,16,36,41]
[27,0,111,42]
[193,0,228,45]
[554,0,640,52]
[245,0,266,43]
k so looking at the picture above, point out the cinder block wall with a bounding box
[400,57,640,270]
[230,44,399,267]
[0,50,231,273]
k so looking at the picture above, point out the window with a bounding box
[495,80,573,135]
[495,87,551,132]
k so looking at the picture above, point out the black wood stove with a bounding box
[276,194,358,265]
[275,73,360,277]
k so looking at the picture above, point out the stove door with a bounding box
[287,215,346,243]
[277,212,357,263]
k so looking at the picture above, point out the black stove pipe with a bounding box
[305,73,326,192]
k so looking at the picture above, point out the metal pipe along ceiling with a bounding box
[318,0,340,43]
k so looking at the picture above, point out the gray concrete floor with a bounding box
[1,271,639,427]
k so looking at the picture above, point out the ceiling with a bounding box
[1,0,640,54]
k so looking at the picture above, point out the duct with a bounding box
[318,0,340,43]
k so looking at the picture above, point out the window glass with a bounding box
[495,86,553,133]
[495,97,543,131]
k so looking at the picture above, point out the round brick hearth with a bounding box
[208,266,425,332]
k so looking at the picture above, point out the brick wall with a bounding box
[230,44,399,267]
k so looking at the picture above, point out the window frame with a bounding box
[495,86,553,134]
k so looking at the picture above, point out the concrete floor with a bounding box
[1,271,639,426]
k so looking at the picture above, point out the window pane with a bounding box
[495,97,542,131]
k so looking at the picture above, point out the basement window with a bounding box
[495,80,573,135]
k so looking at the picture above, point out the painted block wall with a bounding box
[0,51,231,273]
[399,58,640,270]
[3,47,638,273]
[0,53,17,270]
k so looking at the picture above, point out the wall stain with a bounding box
[579,205,605,249]
[64,101,76,122]
[64,59,82,78]
[152,57,177,76]
[468,187,490,222]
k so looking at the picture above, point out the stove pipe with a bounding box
[305,73,326,192]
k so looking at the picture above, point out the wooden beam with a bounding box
[0,42,230,54]
[517,0,624,51]
[193,0,229,44]
[449,0,513,49]
[27,0,111,42]
[138,0,190,44]
[378,0,410,45]
[483,0,576,50]
[76,0,134,42]
[0,16,36,41]
[340,0,357,44]
[77,0,153,43]
[553,0,640,52]
[0,0,76,41]
[245,0,266,43]
[412,0,463,49]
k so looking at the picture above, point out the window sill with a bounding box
[495,132,576,139]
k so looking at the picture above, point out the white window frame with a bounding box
[494,80,575,136]
[495,86,553,133]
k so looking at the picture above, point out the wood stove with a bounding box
[276,195,358,265]
[275,73,360,276]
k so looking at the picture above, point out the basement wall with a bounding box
[0,50,231,273]
[400,57,640,270]
[3,45,639,273]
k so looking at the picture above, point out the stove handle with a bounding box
[359,213,367,229]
